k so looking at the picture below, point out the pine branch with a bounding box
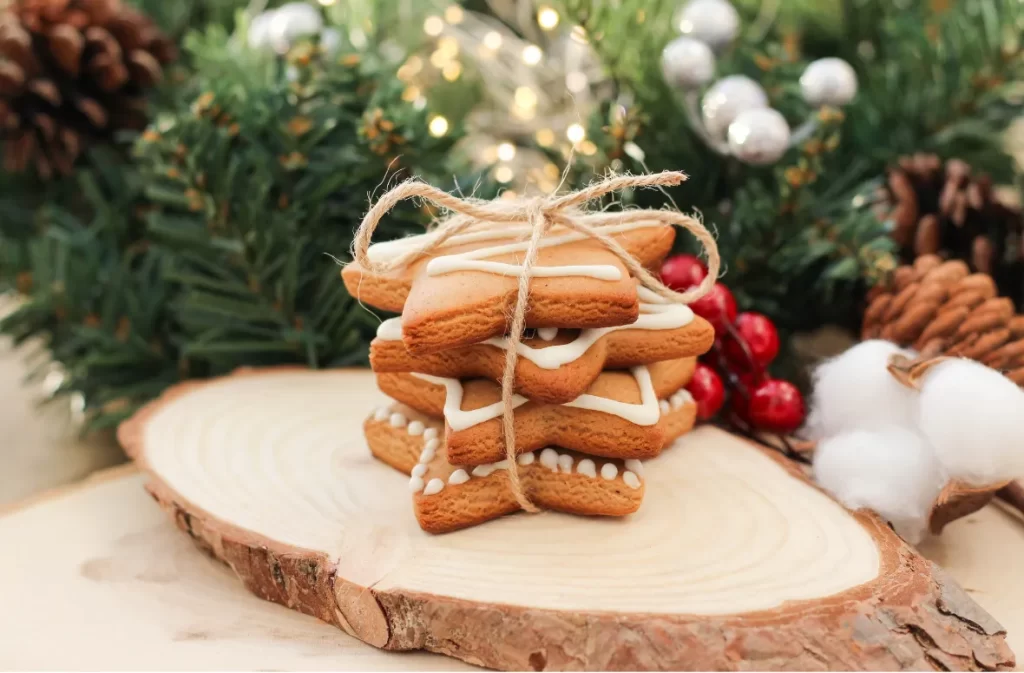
[0,29,488,432]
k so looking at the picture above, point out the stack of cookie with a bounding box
[343,220,715,533]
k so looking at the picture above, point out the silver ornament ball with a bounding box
[800,57,858,107]
[676,0,740,51]
[701,75,768,141]
[268,2,324,53]
[661,36,715,90]
[320,27,342,55]
[727,108,791,165]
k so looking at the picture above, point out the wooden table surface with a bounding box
[1,461,1022,670]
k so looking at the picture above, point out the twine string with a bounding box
[351,170,720,511]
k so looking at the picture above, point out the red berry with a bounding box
[723,312,780,371]
[660,254,707,291]
[746,378,806,434]
[690,283,737,333]
[686,363,725,420]
[727,370,766,421]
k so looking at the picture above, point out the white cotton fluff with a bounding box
[813,427,945,544]
[916,358,1024,485]
[803,340,919,440]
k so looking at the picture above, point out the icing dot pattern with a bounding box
[376,404,648,498]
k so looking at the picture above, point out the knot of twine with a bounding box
[352,171,720,512]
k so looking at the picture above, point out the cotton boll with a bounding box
[917,358,1024,485]
[813,427,944,544]
[803,340,918,440]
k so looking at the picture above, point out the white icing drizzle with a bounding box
[407,420,425,436]
[577,458,597,479]
[517,452,536,466]
[408,476,424,493]
[624,459,644,476]
[411,464,428,478]
[539,448,559,471]
[423,478,445,496]
[365,221,659,281]
[536,327,558,341]
[423,427,439,441]
[600,463,618,481]
[389,412,407,428]
[409,372,528,431]
[659,400,671,415]
[373,407,390,421]
[481,300,693,370]
[449,469,470,485]
[623,471,641,489]
[373,287,694,373]
[409,367,659,430]
[563,366,660,426]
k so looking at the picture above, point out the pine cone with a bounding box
[862,254,1024,385]
[0,0,176,179]
[878,153,1024,309]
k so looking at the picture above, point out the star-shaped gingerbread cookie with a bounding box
[365,403,646,534]
[371,285,713,404]
[375,357,697,465]
[342,222,676,354]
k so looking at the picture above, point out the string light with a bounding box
[566,72,588,93]
[430,50,448,68]
[483,31,503,50]
[570,26,588,44]
[543,162,560,180]
[429,115,449,137]
[535,128,556,147]
[438,37,459,57]
[442,61,463,81]
[537,6,560,30]
[522,45,543,66]
[497,142,517,161]
[317,0,337,5]
[423,15,444,36]
[514,86,538,108]
[513,106,536,120]
[444,4,464,24]
[624,142,646,162]
[500,189,519,200]
[580,140,598,156]
[402,86,421,102]
[566,123,586,143]
[494,166,514,183]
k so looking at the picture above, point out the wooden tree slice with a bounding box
[118,368,1016,671]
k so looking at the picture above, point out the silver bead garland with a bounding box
[660,0,857,165]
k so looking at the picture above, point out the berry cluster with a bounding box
[661,255,806,434]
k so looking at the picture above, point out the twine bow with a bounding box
[352,171,720,511]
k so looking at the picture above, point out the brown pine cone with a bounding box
[877,153,1024,310]
[862,254,1024,385]
[0,0,176,179]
